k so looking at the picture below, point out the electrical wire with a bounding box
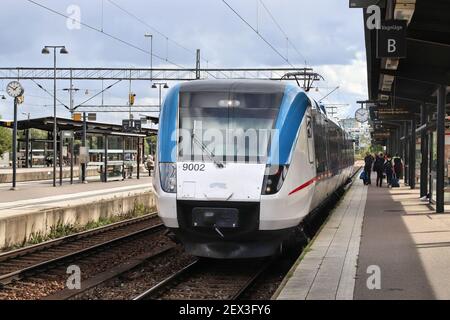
[29,79,69,110]
[105,1,226,79]
[74,80,122,109]
[258,0,308,65]
[221,0,296,68]
[26,0,186,69]
[107,0,196,57]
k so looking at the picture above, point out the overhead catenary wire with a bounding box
[221,0,296,68]
[106,0,196,58]
[258,0,308,65]
[106,0,225,79]
[26,0,186,69]
[74,80,122,109]
[29,79,69,110]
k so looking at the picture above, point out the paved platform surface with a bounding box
[0,176,153,217]
[275,174,450,300]
[355,184,450,299]
[276,175,367,300]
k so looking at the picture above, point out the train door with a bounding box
[306,115,315,164]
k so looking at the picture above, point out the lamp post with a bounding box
[152,82,169,109]
[42,45,68,187]
[144,34,153,83]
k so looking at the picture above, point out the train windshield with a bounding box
[178,91,283,163]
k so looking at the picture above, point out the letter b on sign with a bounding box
[388,39,396,53]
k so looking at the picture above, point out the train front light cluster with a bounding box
[261,165,289,195]
[159,163,177,193]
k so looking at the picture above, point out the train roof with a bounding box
[178,79,288,94]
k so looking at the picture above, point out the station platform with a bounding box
[275,173,450,300]
[0,177,155,250]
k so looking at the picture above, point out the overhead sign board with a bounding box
[87,113,97,121]
[122,119,142,133]
[349,0,381,8]
[377,20,407,58]
[122,119,131,132]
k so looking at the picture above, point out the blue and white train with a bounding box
[153,80,354,259]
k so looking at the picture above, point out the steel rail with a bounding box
[0,217,164,286]
[133,259,271,300]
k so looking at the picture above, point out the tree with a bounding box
[0,116,12,158]
[18,128,48,140]
[144,135,157,156]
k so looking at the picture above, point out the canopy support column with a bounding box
[436,85,446,213]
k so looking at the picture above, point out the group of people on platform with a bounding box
[363,152,403,188]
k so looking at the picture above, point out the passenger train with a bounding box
[153,80,354,259]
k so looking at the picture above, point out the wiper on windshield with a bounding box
[191,132,224,168]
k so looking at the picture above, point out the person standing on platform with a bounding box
[374,152,385,187]
[384,154,394,187]
[363,152,374,185]
[393,153,403,179]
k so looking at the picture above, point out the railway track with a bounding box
[0,213,163,286]
[134,258,272,300]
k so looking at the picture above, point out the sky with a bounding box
[0,0,368,125]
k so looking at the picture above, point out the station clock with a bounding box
[6,81,24,98]
[355,108,369,123]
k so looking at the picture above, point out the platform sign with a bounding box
[61,130,74,139]
[87,113,97,121]
[377,20,407,58]
[79,146,89,164]
[134,120,142,131]
[122,119,142,132]
[122,119,131,132]
[349,0,380,8]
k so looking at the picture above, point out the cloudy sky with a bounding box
[0,0,368,124]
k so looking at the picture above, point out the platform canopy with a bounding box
[0,117,156,137]
[363,0,450,144]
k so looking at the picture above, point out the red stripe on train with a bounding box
[288,177,318,196]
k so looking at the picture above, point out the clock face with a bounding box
[6,81,24,98]
[355,108,369,123]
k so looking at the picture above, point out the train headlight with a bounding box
[261,165,289,195]
[159,163,177,193]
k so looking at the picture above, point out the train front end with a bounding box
[154,80,312,258]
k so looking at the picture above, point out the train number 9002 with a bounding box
[182,163,206,172]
